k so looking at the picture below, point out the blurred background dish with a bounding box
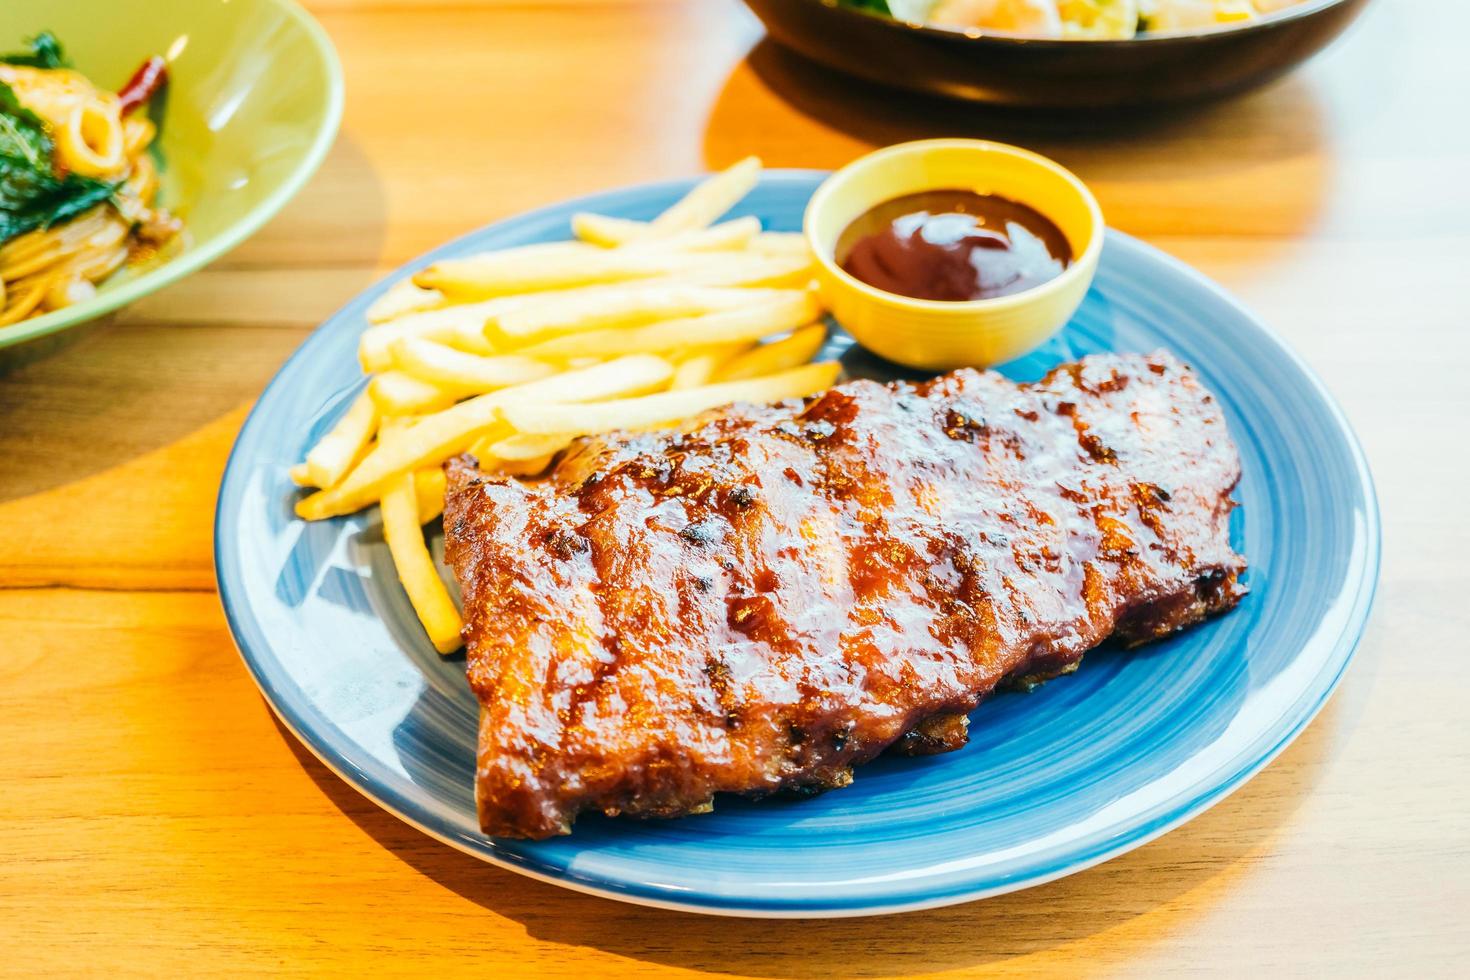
[834,1,1319,40]
[1,33,181,330]
[0,0,342,365]
[741,0,1371,107]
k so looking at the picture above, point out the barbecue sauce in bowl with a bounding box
[836,190,1072,303]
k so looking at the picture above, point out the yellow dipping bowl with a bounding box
[804,139,1103,372]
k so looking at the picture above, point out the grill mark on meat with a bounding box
[445,351,1246,839]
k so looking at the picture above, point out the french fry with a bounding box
[515,292,822,360]
[573,222,804,257]
[498,453,557,477]
[492,284,786,343]
[380,472,463,654]
[487,431,576,461]
[715,324,828,383]
[366,279,447,324]
[671,343,749,390]
[390,338,559,392]
[300,416,500,523]
[368,371,460,417]
[415,248,719,301]
[749,231,811,257]
[415,214,766,302]
[649,156,761,235]
[570,212,646,247]
[671,353,721,391]
[466,432,501,463]
[682,253,816,289]
[289,463,314,487]
[412,240,594,284]
[304,390,379,489]
[297,355,675,520]
[501,361,840,437]
[569,161,766,246]
[621,216,760,254]
[377,415,413,439]
[666,339,750,365]
[358,299,505,372]
[414,466,448,524]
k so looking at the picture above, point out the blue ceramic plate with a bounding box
[216,172,1379,917]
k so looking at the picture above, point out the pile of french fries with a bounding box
[291,157,840,654]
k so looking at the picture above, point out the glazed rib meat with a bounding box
[443,350,1246,839]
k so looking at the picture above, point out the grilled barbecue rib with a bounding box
[444,351,1246,839]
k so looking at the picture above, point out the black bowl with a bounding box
[740,0,1371,108]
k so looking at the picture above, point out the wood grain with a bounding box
[2,0,1467,973]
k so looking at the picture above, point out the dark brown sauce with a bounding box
[837,190,1072,302]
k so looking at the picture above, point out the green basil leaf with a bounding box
[0,67,114,246]
[0,81,51,169]
[0,31,69,70]
[0,159,115,243]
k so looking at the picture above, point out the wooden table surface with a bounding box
[2,0,1467,974]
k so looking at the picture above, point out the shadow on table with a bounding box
[0,134,387,504]
[701,39,1334,244]
[278,688,1350,976]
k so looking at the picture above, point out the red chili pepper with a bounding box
[117,56,168,115]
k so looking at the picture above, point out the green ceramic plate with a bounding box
[0,0,342,356]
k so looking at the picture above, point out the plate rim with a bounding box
[214,170,1381,917]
